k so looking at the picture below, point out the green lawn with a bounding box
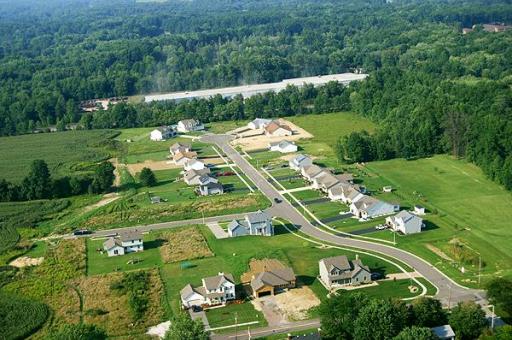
[247,151,285,168]
[305,201,346,220]
[0,130,117,182]
[292,189,325,201]
[344,279,422,300]
[205,120,249,134]
[364,155,512,286]
[205,302,266,329]
[288,112,376,168]
[86,233,163,275]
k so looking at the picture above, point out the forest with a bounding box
[0,0,512,189]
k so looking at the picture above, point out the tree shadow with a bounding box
[422,220,440,231]
[297,275,316,286]
[144,238,166,250]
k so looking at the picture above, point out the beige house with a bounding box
[250,267,296,298]
[264,121,293,137]
[319,255,371,289]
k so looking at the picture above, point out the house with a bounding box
[103,230,144,257]
[184,159,205,171]
[431,325,455,340]
[180,272,236,308]
[199,182,224,196]
[319,255,371,289]
[264,121,293,137]
[228,210,273,237]
[414,205,426,215]
[312,172,340,192]
[383,186,393,193]
[150,196,161,204]
[251,267,296,298]
[170,142,191,156]
[386,210,424,234]
[328,183,350,201]
[301,164,326,182]
[248,118,272,130]
[342,186,364,205]
[184,168,211,185]
[336,173,354,184]
[150,126,176,141]
[482,23,512,33]
[173,151,198,165]
[289,154,312,171]
[462,27,473,34]
[177,119,204,133]
[350,195,398,219]
[269,140,298,153]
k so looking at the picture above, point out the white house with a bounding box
[228,211,273,237]
[328,183,350,201]
[103,230,144,257]
[269,140,298,153]
[414,205,426,215]
[180,272,236,308]
[313,172,340,192]
[170,142,191,156]
[289,154,312,170]
[301,164,326,182]
[184,168,211,185]
[350,196,398,219]
[199,182,224,196]
[150,126,176,141]
[264,121,293,137]
[177,119,204,133]
[386,210,424,234]
[174,151,198,165]
[184,159,205,171]
[248,118,272,130]
[319,255,371,289]
[342,186,364,204]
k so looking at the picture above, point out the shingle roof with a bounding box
[174,151,198,161]
[119,230,142,242]
[265,121,292,134]
[251,267,296,291]
[184,168,211,181]
[246,210,270,224]
[303,164,323,177]
[202,273,235,291]
[103,237,122,250]
[180,284,204,300]
[170,142,191,153]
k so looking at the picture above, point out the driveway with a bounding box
[200,134,486,307]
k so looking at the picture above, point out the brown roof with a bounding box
[265,121,292,134]
[251,267,296,292]
[202,273,235,291]
[174,151,198,161]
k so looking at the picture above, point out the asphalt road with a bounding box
[201,134,486,308]
[210,319,321,340]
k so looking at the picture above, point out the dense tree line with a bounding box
[0,160,115,202]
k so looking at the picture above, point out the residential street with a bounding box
[201,133,487,308]
[210,319,321,340]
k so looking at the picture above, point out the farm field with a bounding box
[364,155,512,285]
[0,130,118,182]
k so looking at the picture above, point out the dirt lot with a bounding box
[231,119,313,151]
[251,285,320,325]
[241,258,287,283]
[83,193,120,213]
[9,256,44,268]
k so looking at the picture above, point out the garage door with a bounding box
[257,291,272,298]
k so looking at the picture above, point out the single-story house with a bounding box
[350,195,398,219]
[103,230,144,257]
[199,182,224,196]
[184,159,205,171]
[289,154,312,171]
[170,142,191,156]
[174,151,198,165]
[336,173,354,185]
[319,255,371,289]
[180,272,236,308]
[269,140,298,153]
[251,267,296,298]
[414,205,426,215]
[431,325,455,340]
[342,186,364,205]
[150,126,176,141]
[248,118,272,130]
[328,183,350,201]
[301,164,326,182]
[312,172,340,192]
[386,210,424,234]
[184,168,211,185]
[177,119,204,133]
[228,210,273,237]
[264,121,293,137]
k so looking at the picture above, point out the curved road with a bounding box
[202,133,485,307]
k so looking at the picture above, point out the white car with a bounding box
[375,225,386,230]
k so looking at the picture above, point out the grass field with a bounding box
[0,130,118,182]
[205,302,266,329]
[288,112,376,168]
[344,279,421,299]
[365,155,512,285]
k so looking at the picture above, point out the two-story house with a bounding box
[180,272,236,308]
[103,230,144,257]
[228,211,273,237]
[150,126,176,141]
[177,119,204,133]
[386,210,424,234]
[319,255,371,289]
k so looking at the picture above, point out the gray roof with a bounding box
[292,154,310,164]
[303,164,323,177]
[328,184,345,196]
[103,237,122,250]
[119,230,142,242]
[179,119,200,128]
[353,195,379,210]
[270,140,295,148]
[170,142,191,152]
[203,273,235,291]
[336,173,353,183]
[246,210,271,224]
[321,255,351,272]
[251,267,296,291]
[228,219,249,232]
[316,172,339,188]
[201,182,223,191]
[320,256,370,281]
[156,125,173,133]
[184,168,211,181]
[432,325,455,339]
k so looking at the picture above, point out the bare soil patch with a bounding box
[160,227,213,263]
[9,256,44,268]
[126,160,181,176]
[426,243,454,262]
[83,193,120,213]
[231,119,313,151]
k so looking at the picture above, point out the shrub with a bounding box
[0,292,49,340]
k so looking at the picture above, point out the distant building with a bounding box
[199,182,224,196]
[173,151,198,165]
[228,211,273,237]
[184,159,205,171]
[414,205,426,215]
[482,23,512,32]
[177,119,204,133]
[265,121,293,137]
[180,273,236,308]
[431,325,455,340]
[184,168,212,185]
[170,142,191,156]
[289,154,312,171]
[248,118,272,130]
[319,255,371,289]
[150,126,176,141]
[386,210,424,234]
[301,164,326,182]
[269,140,298,153]
[251,267,296,298]
[103,230,144,257]
[350,195,398,219]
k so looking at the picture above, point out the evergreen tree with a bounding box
[139,168,157,187]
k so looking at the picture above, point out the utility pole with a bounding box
[478,254,482,287]
[448,284,452,310]
[234,312,238,340]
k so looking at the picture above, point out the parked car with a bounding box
[371,272,383,280]
[375,224,386,230]
[274,198,282,204]
[73,229,91,236]
[191,305,202,312]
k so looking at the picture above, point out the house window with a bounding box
[114,250,118,255]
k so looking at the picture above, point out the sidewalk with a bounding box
[207,222,229,239]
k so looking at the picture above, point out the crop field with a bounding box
[159,226,213,263]
[365,155,512,285]
[0,130,118,182]
[288,112,376,168]
[0,292,49,340]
